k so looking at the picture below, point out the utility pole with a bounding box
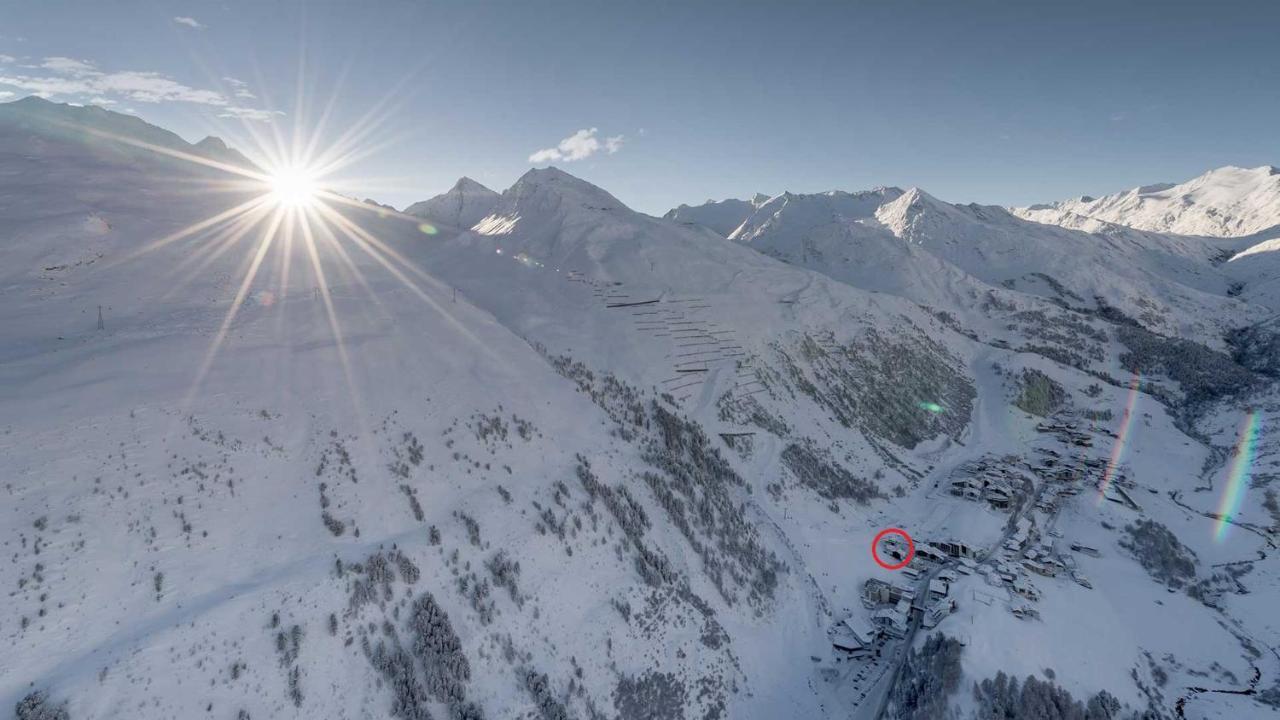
[97,305,104,331]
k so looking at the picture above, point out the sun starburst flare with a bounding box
[58,92,492,411]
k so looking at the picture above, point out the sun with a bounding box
[83,89,475,409]
[268,166,320,208]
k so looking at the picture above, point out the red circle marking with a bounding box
[872,528,915,571]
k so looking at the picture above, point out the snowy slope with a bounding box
[403,176,501,230]
[0,103,794,720]
[1017,165,1280,238]
[5,98,1280,720]
[663,193,771,236]
[0,100,984,720]
[664,181,1280,718]
[414,167,976,460]
[420,168,1280,717]
[0,95,254,169]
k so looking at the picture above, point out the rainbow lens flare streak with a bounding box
[1097,374,1141,504]
[1215,411,1261,542]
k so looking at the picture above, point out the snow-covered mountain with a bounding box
[0,95,254,170]
[684,184,1255,345]
[1016,165,1280,238]
[5,98,1280,720]
[663,193,771,236]
[403,176,501,230]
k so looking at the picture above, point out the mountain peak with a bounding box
[451,176,493,193]
[8,95,55,108]
[404,175,501,228]
[873,186,971,238]
[508,166,626,210]
[194,136,229,152]
[513,165,589,188]
[894,186,947,210]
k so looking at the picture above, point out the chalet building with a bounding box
[1009,518,1034,547]
[986,484,1014,509]
[881,534,909,561]
[1022,559,1056,577]
[861,578,914,608]
[928,577,950,601]
[932,539,977,559]
[1010,602,1040,620]
[916,544,950,564]
[1070,543,1101,558]
[870,598,914,638]
[1011,576,1040,601]
[922,597,956,629]
[950,476,984,500]
[831,616,881,658]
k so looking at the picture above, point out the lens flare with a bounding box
[50,74,497,415]
[918,401,945,414]
[1215,411,1261,542]
[1097,374,1141,504]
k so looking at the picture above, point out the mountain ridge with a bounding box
[1015,164,1280,238]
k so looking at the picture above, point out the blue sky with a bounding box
[1,0,1277,214]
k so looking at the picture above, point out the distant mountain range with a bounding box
[1014,165,1280,238]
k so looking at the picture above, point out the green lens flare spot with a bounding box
[418,222,438,235]
[919,401,945,414]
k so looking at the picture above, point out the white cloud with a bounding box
[218,106,284,122]
[96,70,226,104]
[527,148,558,163]
[173,17,205,29]
[0,54,16,64]
[0,90,13,100]
[528,127,625,163]
[0,72,96,97]
[42,56,98,75]
[0,54,282,121]
[222,76,256,99]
